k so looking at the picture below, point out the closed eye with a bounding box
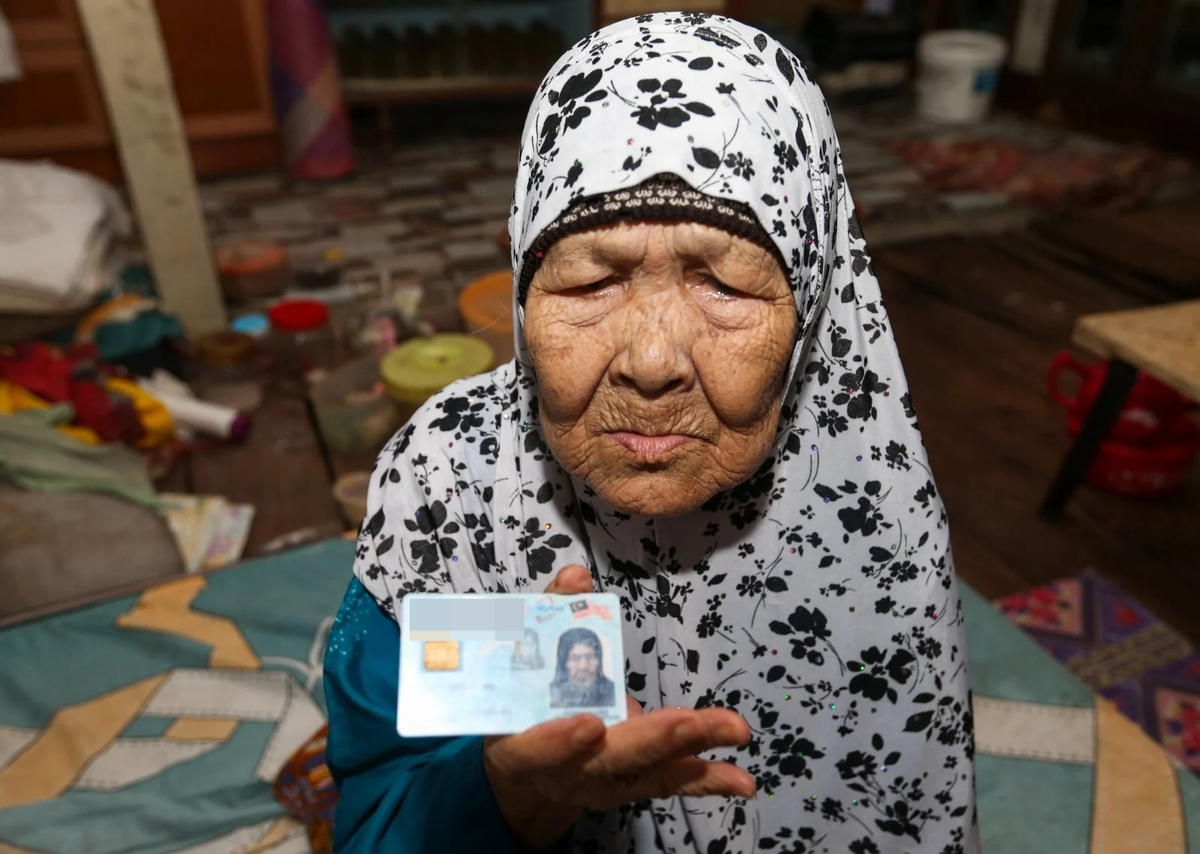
[697,275,745,300]
[561,276,620,297]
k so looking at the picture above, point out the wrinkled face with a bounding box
[524,221,797,517]
[566,642,599,686]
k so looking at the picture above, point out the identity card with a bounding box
[398,593,626,737]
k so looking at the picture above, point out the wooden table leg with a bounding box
[1039,358,1138,519]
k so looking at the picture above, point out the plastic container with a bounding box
[193,330,263,412]
[268,299,334,380]
[1047,350,1195,445]
[216,241,290,301]
[333,471,371,526]
[916,30,1007,124]
[196,331,255,375]
[459,270,515,364]
[310,355,401,456]
[231,313,270,340]
[290,246,346,290]
[381,334,494,422]
[1065,411,1200,498]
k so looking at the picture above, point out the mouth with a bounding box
[608,431,692,464]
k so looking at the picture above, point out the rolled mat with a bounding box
[265,0,354,180]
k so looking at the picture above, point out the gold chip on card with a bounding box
[423,641,461,671]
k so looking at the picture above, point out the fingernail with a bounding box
[570,723,603,749]
[673,720,697,741]
[716,724,741,742]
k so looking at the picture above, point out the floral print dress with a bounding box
[350,12,978,854]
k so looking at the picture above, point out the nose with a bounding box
[611,289,696,398]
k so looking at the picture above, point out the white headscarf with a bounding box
[355,13,977,853]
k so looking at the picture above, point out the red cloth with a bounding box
[0,342,73,401]
[0,342,144,444]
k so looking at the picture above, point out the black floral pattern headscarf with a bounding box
[355,12,977,853]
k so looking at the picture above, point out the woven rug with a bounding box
[998,569,1200,773]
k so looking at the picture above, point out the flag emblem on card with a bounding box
[570,600,611,620]
[423,641,461,671]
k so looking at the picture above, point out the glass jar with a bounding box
[195,331,255,382]
[268,299,335,383]
[193,330,263,412]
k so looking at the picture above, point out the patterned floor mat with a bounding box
[998,569,1200,773]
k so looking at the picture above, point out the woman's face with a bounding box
[525,221,797,517]
[566,642,599,686]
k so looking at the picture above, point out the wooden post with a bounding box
[76,0,227,336]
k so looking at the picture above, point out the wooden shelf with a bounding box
[0,0,280,180]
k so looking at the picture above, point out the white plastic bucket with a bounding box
[916,30,1008,124]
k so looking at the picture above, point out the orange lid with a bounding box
[216,241,287,275]
[458,270,513,332]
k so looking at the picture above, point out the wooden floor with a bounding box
[158,389,356,557]
[873,198,1200,645]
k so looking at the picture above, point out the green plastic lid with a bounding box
[381,334,494,405]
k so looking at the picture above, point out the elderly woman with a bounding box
[325,12,977,854]
[550,628,617,709]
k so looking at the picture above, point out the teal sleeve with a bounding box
[323,578,521,853]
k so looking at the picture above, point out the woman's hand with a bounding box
[482,565,756,850]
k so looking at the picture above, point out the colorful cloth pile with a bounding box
[0,341,172,448]
[0,405,158,508]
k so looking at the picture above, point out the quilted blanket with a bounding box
[0,540,1195,852]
